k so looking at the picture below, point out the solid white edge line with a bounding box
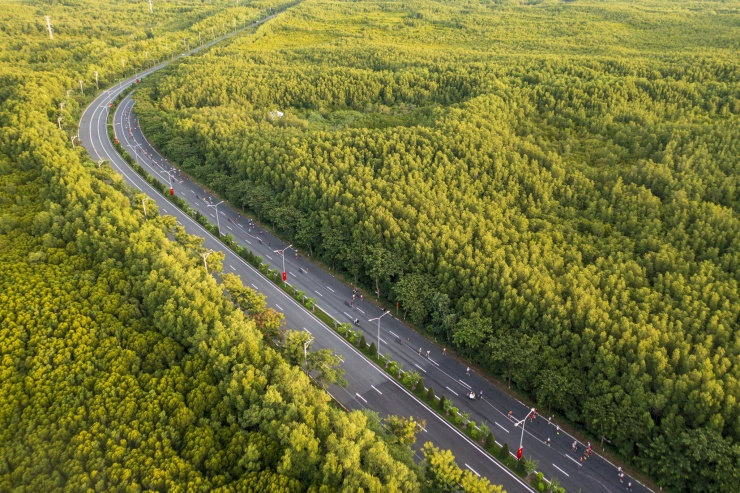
[82,43,537,493]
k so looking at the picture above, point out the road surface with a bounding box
[79,8,653,493]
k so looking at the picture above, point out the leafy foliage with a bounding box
[135,0,740,490]
[0,0,426,491]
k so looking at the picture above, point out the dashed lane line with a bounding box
[355,393,367,404]
[465,464,481,477]
[445,386,459,397]
[552,464,570,477]
[326,286,335,293]
[495,422,509,433]
[371,385,382,395]
[414,363,427,373]
[275,304,283,311]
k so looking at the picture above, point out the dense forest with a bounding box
[0,1,506,491]
[134,0,740,491]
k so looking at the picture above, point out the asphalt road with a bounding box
[79,9,654,493]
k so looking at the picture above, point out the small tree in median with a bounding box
[500,442,509,460]
[358,334,367,350]
[484,429,495,450]
[426,386,435,402]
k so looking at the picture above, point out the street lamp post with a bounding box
[304,337,314,370]
[142,196,151,218]
[132,142,148,165]
[207,200,224,235]
[160,168,176,185]
[160,168,177,196]
[514,408,536,461]
[274,244,292,281]
[201,250,214,271]
[368,310,391,354]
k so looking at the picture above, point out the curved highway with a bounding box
[79,8,653,493]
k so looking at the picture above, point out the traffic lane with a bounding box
[106,46,642,493]
[225,255,534,492]
[118,105,643,493]
[115,101,570,490]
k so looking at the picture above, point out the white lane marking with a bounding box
[210,213,215,218]
[565,455,582,466]
[417,422,428,432]
[245,239,251,245]
[380,337,387,345]
[227,225,233,231]
[495,422,509,433]
[414,363,427,373]
[389,331,399,339]
[460,380,472,390]
[162,208,168,213]
[220,211,227,216]
[275,304,283,311]
[465,464,480,477]
[190,190,196,194]
[238,223,244,229]
[302,327,310,333]
[92,56,541,493]
[251,283,258,289]
[314,290,323,297]
[290,272,296,277]
[357,308,365,314]
[445,386,459,397]
[371,385,382,395]
[355,393,367,404]
[343,311,351,319]
[265,254,273,260]
[229,264,235,270]
[552,464,570,477]
[326,286,335,293]
[429,358,439,366]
